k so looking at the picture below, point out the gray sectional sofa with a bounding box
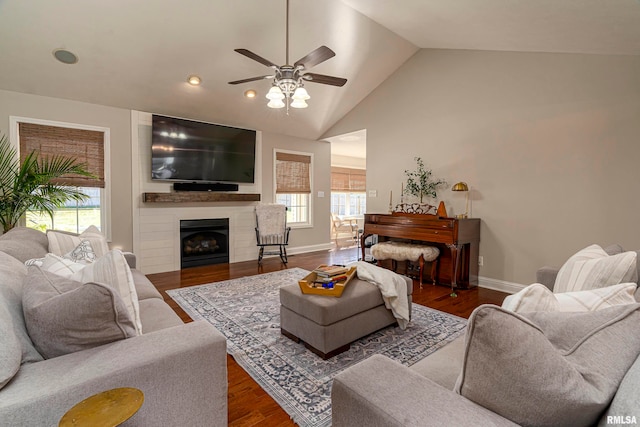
[0,227,228,426]
[332,246,640,427]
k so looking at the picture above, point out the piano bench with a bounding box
[371,241,440,287]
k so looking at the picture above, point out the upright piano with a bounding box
[361,213,481,288]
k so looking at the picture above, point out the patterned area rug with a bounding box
[167,268,466,427]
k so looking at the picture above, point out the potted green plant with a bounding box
[403,157,446,203]
[0,134,94,233]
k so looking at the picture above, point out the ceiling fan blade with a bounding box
[303,73,347,87]
[294,46,335,69]
[234,49,278,68]
[228,75,274,85]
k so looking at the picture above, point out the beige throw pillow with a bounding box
[503,282,637,313]
[554,244,637,293]
[70,250,142,334]
[455,304,640,427]
[22,268,138,359]
[47,225,109,258]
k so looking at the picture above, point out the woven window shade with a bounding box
[331,167,366,191]
[275,152,311,194]
[19,123,105,188]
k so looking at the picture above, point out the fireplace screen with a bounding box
[180,218,229,268]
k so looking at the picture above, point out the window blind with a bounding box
[19,123,105,188]
[275,152,311,194]
[331,167,366,191]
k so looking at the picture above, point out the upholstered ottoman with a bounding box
[280,276,413,359]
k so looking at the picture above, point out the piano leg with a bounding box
[446,243,464,297]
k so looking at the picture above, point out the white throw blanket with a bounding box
[355,261,410,330]
[256,204,286,238]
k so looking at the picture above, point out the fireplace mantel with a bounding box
[143,192,261,203]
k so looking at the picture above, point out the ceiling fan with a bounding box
[228,0,347,109]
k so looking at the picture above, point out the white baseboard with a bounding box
[478,276,525,295]
[260,243,334,260]
[287,243,335,255]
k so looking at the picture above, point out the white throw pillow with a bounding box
[64,240,97,264]
[503,282,638,313]
[26,239,98,267]
[554,244,637,293]
[69,250,142,334]
[502,283,559,312]
[37,253,87,277]
[47,225,109,258]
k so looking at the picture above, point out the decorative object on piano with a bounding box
[436,201,448,218]
[393,202,437,215]
[404,157,446,203]
[452,182,469,218]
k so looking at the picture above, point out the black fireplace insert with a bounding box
[180,218,229,268]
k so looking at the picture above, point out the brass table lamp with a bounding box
[452,182,469,218]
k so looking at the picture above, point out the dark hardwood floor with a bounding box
[147,246,508,427]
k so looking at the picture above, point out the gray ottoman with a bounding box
[280,276,413,359]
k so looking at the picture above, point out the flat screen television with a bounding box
[151,114,256,184]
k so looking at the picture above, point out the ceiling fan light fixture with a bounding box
[229,0,346,111]
[267,98,286,109]
[292,86,310,100]
[290,98,308,108]
[266,86,285,100]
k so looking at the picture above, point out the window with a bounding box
[330,167,366,217]
[274,150,312,226]
[14,119,109,235]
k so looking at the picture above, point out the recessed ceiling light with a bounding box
[244,89,257,98]
[187,75,201,86]
[53,49,78,65]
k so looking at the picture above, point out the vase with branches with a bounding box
[403,157,446,203]
[0,134,94,233]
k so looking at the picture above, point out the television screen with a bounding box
[151,115,256,184]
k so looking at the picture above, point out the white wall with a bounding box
[324,49,640,285]
[0,89,133,250]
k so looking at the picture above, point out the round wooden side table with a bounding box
[59,387,144,427]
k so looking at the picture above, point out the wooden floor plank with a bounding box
[148,246,507,426]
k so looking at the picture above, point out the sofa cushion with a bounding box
[22,267,138,359]
[502,282,637,313]
[0,227,49,262]
[0,252,43,364]
[131,269,163,300]
[138,298,184,333]
[598,355,640,426]
[455,304,640,427]
[0,302,21,390]
[554,244,637,293]
[47,225,109,258]
[70,250,142,334]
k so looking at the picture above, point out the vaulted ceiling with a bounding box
[1,0,638,141]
